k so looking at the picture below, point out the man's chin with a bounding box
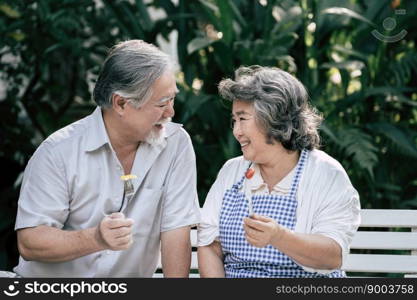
[145,128,166,146]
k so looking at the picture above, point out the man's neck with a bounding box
[102,109,140,157]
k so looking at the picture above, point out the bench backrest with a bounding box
[342,209,417,276]
[157,209,417,277]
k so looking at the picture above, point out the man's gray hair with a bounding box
[218,65,323,151]
[93,40,172,108]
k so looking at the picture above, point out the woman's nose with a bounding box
[233,122,242,138]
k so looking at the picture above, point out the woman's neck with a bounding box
[258,147,300,192]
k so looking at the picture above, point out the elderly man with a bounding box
[13,40,201,277]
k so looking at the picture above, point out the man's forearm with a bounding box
[17,225,105,263]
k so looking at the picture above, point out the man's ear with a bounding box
[112,94,127,116]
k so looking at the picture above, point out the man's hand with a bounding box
[95,212,134,251]
[243,214,287,248]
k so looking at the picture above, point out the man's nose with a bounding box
[163,100,175,118]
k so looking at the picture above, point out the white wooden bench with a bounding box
[154,209,417,277]
[342,209,417,277]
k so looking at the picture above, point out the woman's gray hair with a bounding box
[93,40,172,109]
[219,65,323,151]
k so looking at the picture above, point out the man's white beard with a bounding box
[145,127,166,146]
[144,118,171,146]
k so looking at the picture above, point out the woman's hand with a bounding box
[243,214,342,269]
[243,214,287,248]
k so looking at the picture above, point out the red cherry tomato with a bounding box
[245,168,255,179]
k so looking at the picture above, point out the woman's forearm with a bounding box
[197,241,225,277]
[271,229,342,270]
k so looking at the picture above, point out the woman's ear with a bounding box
[112,94,127,116]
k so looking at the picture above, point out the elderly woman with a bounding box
[197,66,361,278]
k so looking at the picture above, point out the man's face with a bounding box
[124,71,178,144]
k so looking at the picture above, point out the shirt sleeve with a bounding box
[197,159,237,247]
[15,143,70,230]
[303,167,361,274]
[160,132,201,232]
[197,182,222,246]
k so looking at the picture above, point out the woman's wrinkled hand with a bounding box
[243,214,287,248]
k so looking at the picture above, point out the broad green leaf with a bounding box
[320,122,339,144]
[228,1,247,29]
[135,0,153,31]
[321,7,376,27]
[0,4,21,18]
[367,123,417,159]
[334,128,379,180]
[321,60,365,70]
[215,0,234,45]
[187,37,215,55]
[180,93,212,123]
[365,87,417,97]
[120,2,145,38]
[332,45,368,61]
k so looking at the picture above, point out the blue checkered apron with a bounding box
[219,150,345,277]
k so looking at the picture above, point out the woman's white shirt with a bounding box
[197,149,361,274]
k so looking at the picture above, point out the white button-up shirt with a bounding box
[14,107,201,277]
[198,150,361,274]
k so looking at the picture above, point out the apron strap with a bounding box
[288,149,309,197]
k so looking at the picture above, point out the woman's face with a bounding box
[231,100,275,164]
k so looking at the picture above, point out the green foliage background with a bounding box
[1,0,416,273]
